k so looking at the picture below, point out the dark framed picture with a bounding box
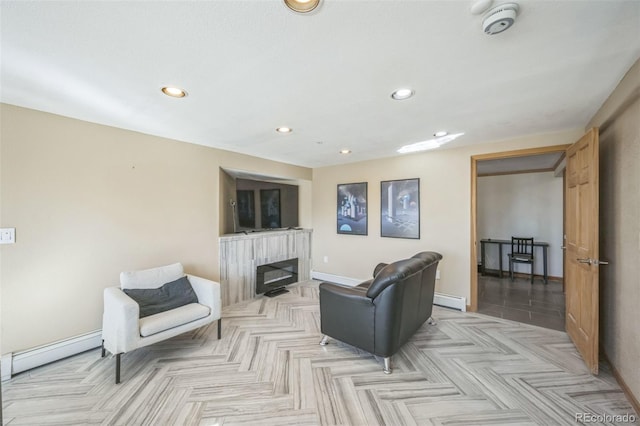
[380,178,420,239]
[236,190,255,228]
[337,182,368,235]
[260,189,281,228]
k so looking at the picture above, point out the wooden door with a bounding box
[565,128,600,374]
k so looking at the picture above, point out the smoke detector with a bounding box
[470,0,493,15]
[483,3,519,35]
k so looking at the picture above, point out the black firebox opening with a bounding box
[256,258,298,297]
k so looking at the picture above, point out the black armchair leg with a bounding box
[217,318,222,340]
[115,353,121,384]
[101,340,106,358]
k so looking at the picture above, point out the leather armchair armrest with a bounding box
[320,282,369,300]
[319,282,375,353]
[373,262,389,277]
[356,278,374,290]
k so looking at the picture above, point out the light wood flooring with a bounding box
[2,280,637,425]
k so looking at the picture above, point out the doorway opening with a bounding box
[470,145,569,331]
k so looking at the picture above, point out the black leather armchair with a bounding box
[319,251,443,373]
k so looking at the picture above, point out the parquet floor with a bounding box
[2,280,637,425]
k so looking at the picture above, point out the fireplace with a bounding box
[256,258,298,297]
[219,228,311,306]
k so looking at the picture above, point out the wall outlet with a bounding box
[436,269,441,279]
[0,228,16,244]
[323,256,329,263]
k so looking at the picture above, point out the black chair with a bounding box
[508,237,534,283]
[319,252,442,374]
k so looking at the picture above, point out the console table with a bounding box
[480,239,549,283]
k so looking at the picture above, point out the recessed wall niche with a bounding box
[220,168,300,235]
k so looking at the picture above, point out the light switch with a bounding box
[0,228,16,244]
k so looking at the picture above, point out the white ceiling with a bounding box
[1,1,639,168]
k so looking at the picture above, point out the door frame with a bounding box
[469,144,570,312]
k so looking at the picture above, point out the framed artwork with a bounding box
[260,189,281,228]
[380,178,420,239]
[236,190,255,228]
[337,182,368,235]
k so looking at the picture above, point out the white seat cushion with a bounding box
[139,303,210,337]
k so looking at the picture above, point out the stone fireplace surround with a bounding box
[218,228,312,306]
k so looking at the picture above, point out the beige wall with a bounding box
[0,104,312,354]
[311,129,582,300]
[588,58,640,405]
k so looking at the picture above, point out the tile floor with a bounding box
[477,273,566,331]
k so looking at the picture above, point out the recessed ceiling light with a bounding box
[284,0,321,13]
[339,149,351,154]
[391,88,414,100]
[276,127,292,133]
[434,131,448,137]
[161,86,187,98]
[397,133,465,154]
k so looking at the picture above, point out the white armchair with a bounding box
[101,263,221,383]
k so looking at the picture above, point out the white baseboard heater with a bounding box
[2,330,102,381]
[433,293,467,312]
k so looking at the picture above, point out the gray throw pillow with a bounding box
[124,276,199,318]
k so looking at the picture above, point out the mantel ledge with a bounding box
[219,228,312,242]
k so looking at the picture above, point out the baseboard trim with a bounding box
[311,270,466,311]
[5,330,102,380]
[601,349,640,416]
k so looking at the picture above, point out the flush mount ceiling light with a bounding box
[397,133,465,154]
[161,86,187,98]
[391,88,414,100]
[284,0,321,13]
[276,127,292,133]
[339,149,351,154]
[434,130,448,137]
